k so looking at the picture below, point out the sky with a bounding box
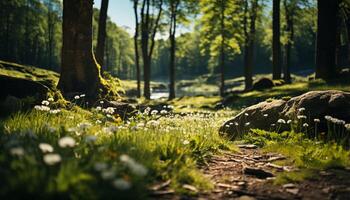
[93,0,135,34]
[93,0,192,37]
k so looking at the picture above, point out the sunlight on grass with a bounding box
[0,99,236,198]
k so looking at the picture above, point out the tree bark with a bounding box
[315,0,339,80]
[133,0,141,98]
[96,0,109,70]
[141,0,163,99]
[220,0,225,97]
[244,0,258,91]
[58,0,104,99]
[272,0,281,80]
[283,0,293,83]
[168,0,179,100]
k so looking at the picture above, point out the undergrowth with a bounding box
[0,97,235,199]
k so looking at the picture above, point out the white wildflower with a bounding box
[297,115,307,120]
[10,147,25,156]
[43,153,61,165]
[112,178,131,190]
[96,106,102,111]
[277,119,286,124]
[245,122,250,126]
[58,136,76,148]
[287,120,292,124]
[103,107,115,115]
[244,113,249,116]
[345,124,350,131]
[160,110,168,115]
[263,114,268,117]
[77,122,92,130]
[120,154,147,176]
[298,107,306,112]
[39,143,54,153]
[80,94,86,98]
[147,120,160,127]
[235,122,239,126]
[314,119,320,123]
[144,107,151,114]
[49,109,61,114]
[303,123,309,127]
[324,115,332,121]
[74,95,80,100]
[271,124,276,127]
[41,100,50,106]
[151,110,158,115]
[183,140,190,145]
[48,97,54,102]
[103,126,118,134]
[96,119,102,124]
[34,105,50,111]
[100,100,104,104]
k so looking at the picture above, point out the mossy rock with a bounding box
[0,74,50,101]
[252,78,275,91]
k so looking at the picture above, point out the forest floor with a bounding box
[152,146,350,200]
[1,61,350,199]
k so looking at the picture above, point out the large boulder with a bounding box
[219,90,350,139]
[252,78,275,90]
[0,74,50,100]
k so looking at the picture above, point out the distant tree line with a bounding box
[2,0,350,100]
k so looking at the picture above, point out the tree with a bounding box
[282,0,297,83]
[140,0,164,99]
[199,0,241,97]
[315,0,339,80]
[58,0,105,99]
[96,0,109,70]
[133,0,141,98]
[167,0,180,100]
[272,0,281,79]
[243,0,259,90]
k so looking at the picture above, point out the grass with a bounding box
[0,98,236,199]
[2,61,350,198]
[241,129,350,185]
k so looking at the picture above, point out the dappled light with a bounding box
[1,0,350,199]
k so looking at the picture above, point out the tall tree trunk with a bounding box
[168,1,179,100]
[220,0,225,97]
[244,0,258,91]
[272,0,281,80]
[315,0,339,80]
[141,0,163,99]
[133,0,141,98]
[58,0,104,99]
[141,0,151,99]
[96,0,109,70]
[283,0,293,83]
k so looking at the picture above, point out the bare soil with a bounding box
[150,146,350,200]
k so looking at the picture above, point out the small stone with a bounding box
[237,144,258,149]
[243,167,274,179]
[286,188,299,195]
[182,184,198,192]
[267,156,286,162]
[236,195,256,200]
[283,183,297,189]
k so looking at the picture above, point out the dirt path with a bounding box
[150,145,350,200]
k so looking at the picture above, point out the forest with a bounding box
[1,0,350,199]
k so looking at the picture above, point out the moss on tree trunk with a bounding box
[58,0,105,100]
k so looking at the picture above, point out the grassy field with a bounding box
[0,97,236,199]
[1,61,350,198]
